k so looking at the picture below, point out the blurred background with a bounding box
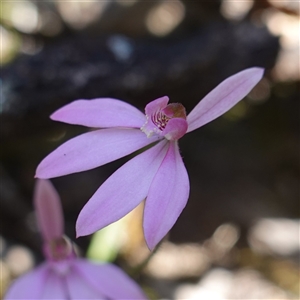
[1,0,299,299]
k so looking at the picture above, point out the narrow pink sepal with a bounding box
[76,140,169,237]
[144,96,169,116]
[162,118,188,140]
[35,128,158,179]
[187,67,264,132]
[51,98,146,128]
[73,260,148,299]
[143,141,190,250]
[34,179,64,242]
[4,263,49,299]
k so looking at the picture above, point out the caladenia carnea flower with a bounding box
[4,180,147,299]
[36,67,264,250]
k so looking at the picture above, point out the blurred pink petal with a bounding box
[5,180,147,300]
[143,141,189,249]
[76,140,169,237]
[36,128,158,178]
[40,268,68,299]
[51,98,146,128]
[74,260,147,299]
[66,266,105,299]
[187,67,264,132]
[4,263,49,299]
[34,179,64,242]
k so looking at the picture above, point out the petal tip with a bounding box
[75,219,92,238]
[145,235,161,251]
[249,66,265,79]
[50,111,61,122]
[49,113,56,121]
[75,226,84,239]
[146,242,156,251]
[35,167,50,179]
[34,172,44,179]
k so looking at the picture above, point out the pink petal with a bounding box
[51,98,146,128]
[65,265,105,299]
[76,140,169,237]
[145,96,169,116]
[34,179,64,242]
[73,260,147,299]
[4,263,49,299]
[143,141,190,250]
[36,128,158,179]
[162,118,188,140]
[40,268,68,299]
[187,67,264,132]
[144,96,169,116]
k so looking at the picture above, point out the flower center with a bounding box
[141,102,187,140]
[151,111,171,131]
[44,235,74,262]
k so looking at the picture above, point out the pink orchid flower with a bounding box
[5,179,147,299]
[36,67,264,250]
